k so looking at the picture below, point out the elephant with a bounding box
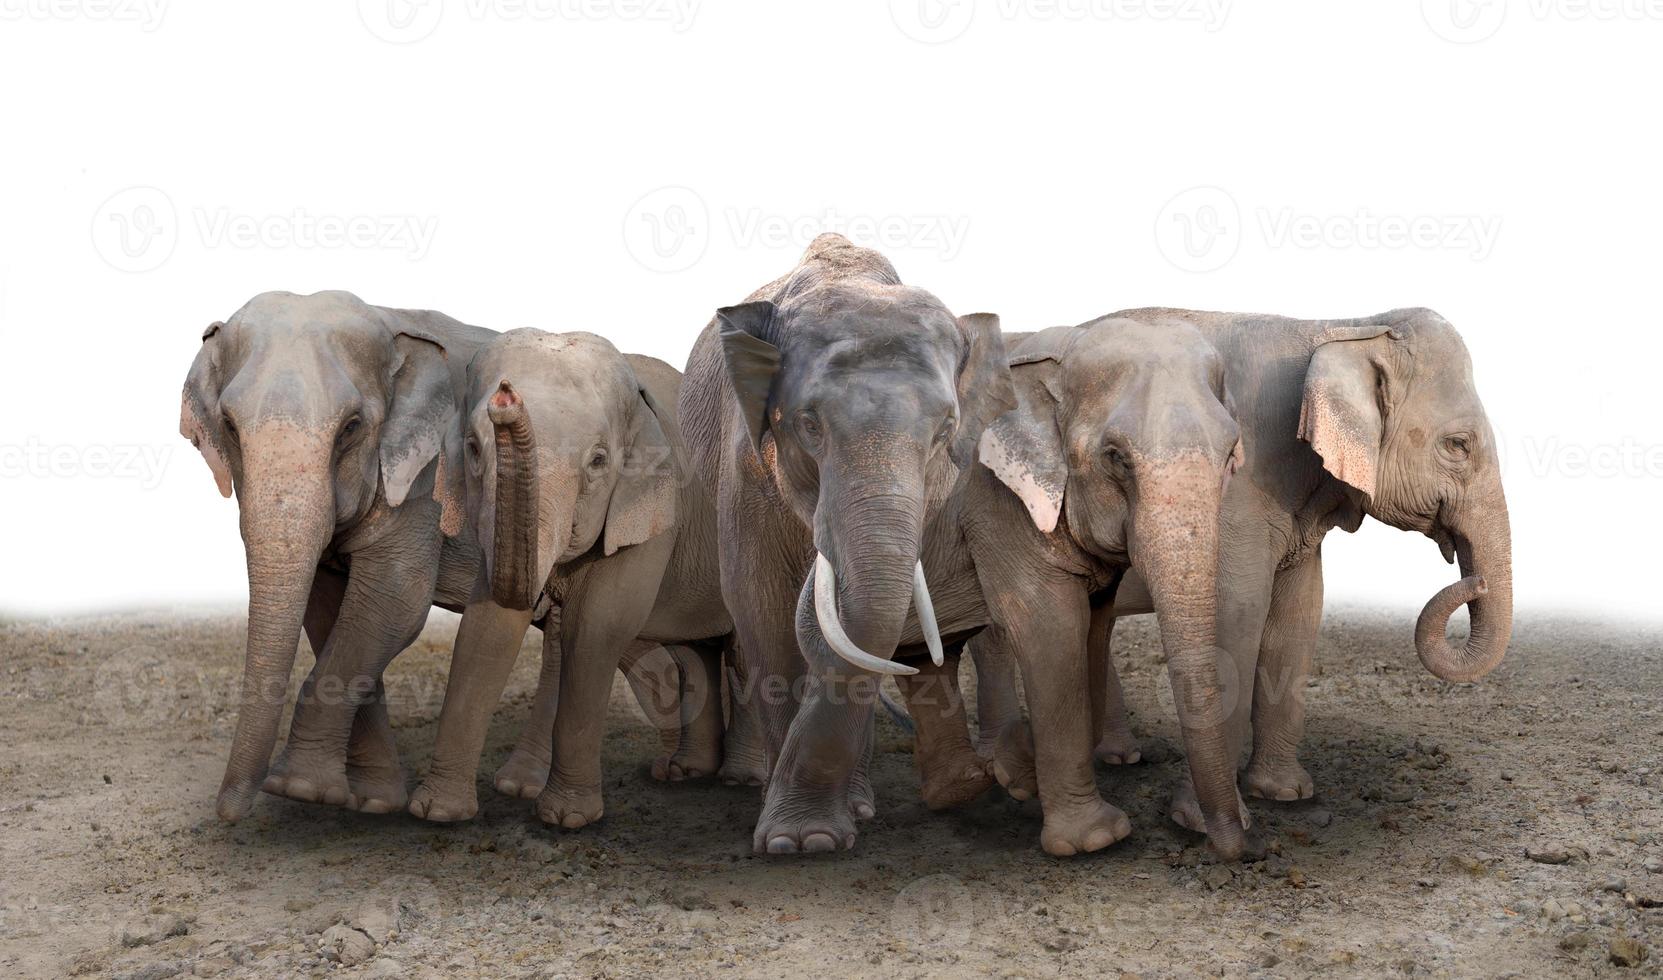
[179,290,532,821]
[416,328,733,830]
[677,233,1015,854]
[978,306,1511,830]
[891,314,1249,857]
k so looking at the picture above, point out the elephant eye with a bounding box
[796,412,824,451]
[220,414,238,442]
[587,447,610,471]
[935,414,957,447]
[1442,435,1472,461]
[338,416,361,442]
[1103,444,1131,473]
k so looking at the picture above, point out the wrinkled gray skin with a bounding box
[976,308,1512,830]
[889,316,1249,858]
[179,290,530,821]
[420,330,732,830]
[678,234,1014,854]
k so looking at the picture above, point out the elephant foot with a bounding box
[1039,800,1132,857]
[1093,730,1142,766]
[718,754,767,788]
[407,777,478,823]
[918,748,994,811]
[1168,777,1252,835]
[263,744,352,807]
[493,747,550,800]
[654,743,722,782]
[535,782,604,830]
[344,759,409,814]
[1243,761,1315,802]
[991,721,1039,802]
[753,782,858,855]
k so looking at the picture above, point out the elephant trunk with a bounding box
[1133,458,1246,859]
[1415,477,1513,683]
[807,469,930,679]
[487,381,544,610]
[217,424,334,822]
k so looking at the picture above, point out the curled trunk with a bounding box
[216,426,333,822]
[488,382,543,610]
[1133,462,1246,859]
[1415,478,1513,683]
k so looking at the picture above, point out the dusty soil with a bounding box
[1,606,1659,979]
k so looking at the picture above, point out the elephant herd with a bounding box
[179,232,1511,860]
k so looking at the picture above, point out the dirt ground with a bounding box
[1,606,1659,979]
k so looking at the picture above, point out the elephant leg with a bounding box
[264,515,441,812]
[495,613,561,800]
[1243,551,1323,802]
[617,641,687,780]
[895,643,993,810]
[662,641,725,781]
[1088,607,1140,765]
[536,537,673,830]
[407,600,535,822]
[984,571,1129,857]
[300,570,402,812]
[965,630,1022,755]
[717,638,768,787]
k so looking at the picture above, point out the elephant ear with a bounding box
[179,320,233,498]
[716,301,780,453]
[978,362,1068,534]
[1297,325,1397,499]
[380,330,455,508]
[950,313,1017,468]
[603,384,680,556]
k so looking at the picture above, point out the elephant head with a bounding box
[179,290,458,821]
[1298,309,1512,682]
[716,280,1013,676]
[437,330,679,609]
[979,316,1246,851]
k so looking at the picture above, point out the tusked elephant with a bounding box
[179,290,531,821]
[678,233,1015,854]
[980,307,1511,829]
[415,329,733,830]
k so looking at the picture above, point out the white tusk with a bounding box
[814,553,917,676]
[913,561,945,667]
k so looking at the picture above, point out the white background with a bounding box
[1,0,1656,619]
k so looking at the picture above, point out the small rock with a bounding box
[364,957,403,978]
[1526,845,1571,865]
[1201,866,1233,891]
[120,915,189,948]
[318,924,376,967]
[351,901,399,944]
[676,889,714,911]
[1542,899,1566,922]
[1306,808,1333,828]
[1644,857,1662,874]
[115,963,183,980]
[1383,784,1415,803]
[1559,932,1591,952]
[1601,878,1628,893]
[1608,934,1647,968]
